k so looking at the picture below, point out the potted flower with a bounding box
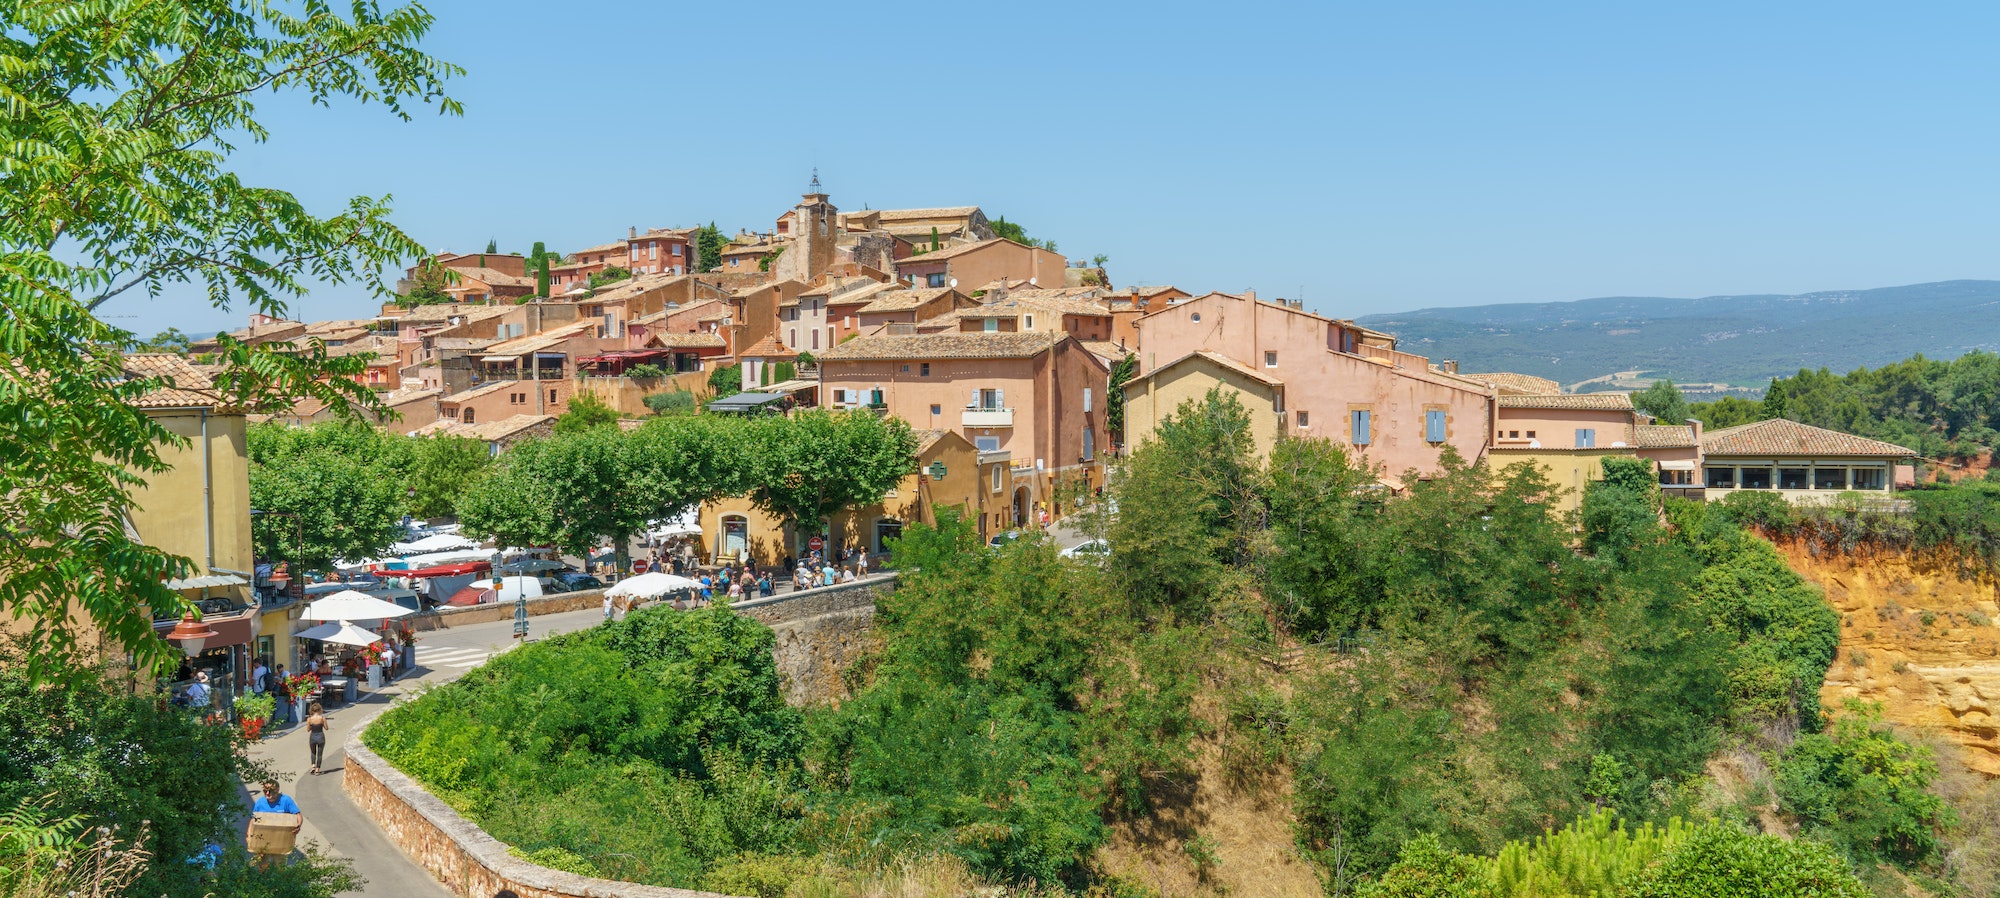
[283,671,320,720]
[236,692,276,740]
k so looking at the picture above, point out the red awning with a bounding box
[401,560,492,578]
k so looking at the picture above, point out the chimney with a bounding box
[1242,289,1257,302]
[1687,417,1703,441]
[629,226,637,238]
[1440,360,1458,374]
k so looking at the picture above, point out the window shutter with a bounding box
[971,388,981,409]
[995,388,1005,409]
[1353,410,1370,445]
[1083,388,1093,412]
[1426,410,1446,442]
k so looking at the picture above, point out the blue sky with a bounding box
[121,2,2000,338]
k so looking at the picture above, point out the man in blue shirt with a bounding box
[248,779,302,867]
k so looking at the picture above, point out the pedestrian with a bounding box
[822,565,837,587]
[305,702,327,776]
[603,592,614,620]
[251,657,269,695]
[272,664,291,725]
[700,574,714,602]
[186,671,212,709]
[247,779,303,869]
[727,578,743,600]
[839,566,856,583]
[782,554,796,575]
[758,573,774,597]
[382,643,398,681]
[856,552,869,577]
[739,568,756,592]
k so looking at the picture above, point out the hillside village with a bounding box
[178,183,1922,560]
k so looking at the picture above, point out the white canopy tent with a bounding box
[393,533,478,554]
[301,590,416,622]
[296,621,382,647]
[606,572,702,599]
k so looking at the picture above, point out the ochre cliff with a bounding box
[1779,543,2000,776]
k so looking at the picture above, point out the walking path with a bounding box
[247,605,611,896]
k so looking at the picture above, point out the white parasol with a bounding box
[300,590,415,621]
[606,572,703,599]
[296,621,383,646]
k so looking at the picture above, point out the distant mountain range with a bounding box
[1354,280,2000,392]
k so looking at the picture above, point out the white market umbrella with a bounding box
[393,533,477,554]
[296,621,382,647]
[606,572,702,599]
[301,590,415,622]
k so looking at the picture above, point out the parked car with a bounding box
[988,530,1024,550]
[1060,539,1110,560]
[552,571,604,592]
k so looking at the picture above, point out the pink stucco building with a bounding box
[1130,291,1494,481]
[816,331,1110,529]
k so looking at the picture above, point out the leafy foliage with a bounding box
[133,328,192,354]
[554,391,620,434]
[644,388,699,416]
[1631,380,1691,424]
[0,0,453,676]
[1104,352,1137,442]
[744,410,920,543]
[588,265,632,288]
[990,216,1058,252]
[1619,824,1868,898]
[1773,701,1952,868]
[709,363,744,399]
[248,423,411,570]
[697,222,728,272]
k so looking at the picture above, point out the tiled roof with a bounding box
[383,388,440,406]
[817,331,1062,362]
[569,241,626,257]
[874,206,980,221]
[923,294,1111,329]
[1125,285,1185,298]
[894,239,1018,265]
[441,381,513,404]
[912,428,949,454]
[1634,424,1698,449]
[486,321,596,355]
[632,298,719,325]
[800,276,883,299]
[738,334,793,358]
[433,337,498,351]
[124,354,218,408]
[1701,419,1915,458]
[396,304,512,325]
[303,318,376,334]
[649,332,727,349]
[857,287,955,313]
[450,267,533,289]
[1497,393,1634,411]
[721,242,778,256]
[414,413,555,442]
[824,283,897,308]
[1150,350,1285,389]
[1463,372,1563,396]
[588,272,688,303]
[1078,340,1132,363]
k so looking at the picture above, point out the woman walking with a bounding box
[305,702,328,776]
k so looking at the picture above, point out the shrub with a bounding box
[625,363,665,379]
[1619,824,1867,898]
[644,389,698,416]
[1773,701,1952,868]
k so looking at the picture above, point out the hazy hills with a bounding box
[1355,280,2000,390]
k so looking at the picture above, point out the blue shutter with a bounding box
[1576,428,1595,449]
[1352,410,1371,445]
[1426,409,1446,442]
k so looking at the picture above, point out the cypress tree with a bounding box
[532,241,549,296]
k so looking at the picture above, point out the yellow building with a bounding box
[699,429,981,567]
[1123,350,1288,456]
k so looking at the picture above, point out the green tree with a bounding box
[697,222,727,272]
[1581,456,1661,562]
[1357,834,1495,898]
[247,422,410,570]
[134,327,192,354]
[1263,436,1377,637]
[1632,379,1691,423]
[1774,701,1952,867]
[745,410,918,550]
[1620,824,1868,898]
[555,391,620,434]
[709,363,744,399]
[589,265,632,288]
[400,255,458,306]
[406,433,491,519]
[990,215,1057,252]
[1688,395,1763,429]
[643,388,699,416]
[0,0,452,675]
[1105,352,1137,442]
[531,240,550,296]
[1109,388,1263,617]
[457,427,647,564]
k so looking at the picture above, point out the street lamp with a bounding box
[166,613,219,658]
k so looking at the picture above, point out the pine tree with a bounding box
[532,241,549,296]
[485,238,497,254]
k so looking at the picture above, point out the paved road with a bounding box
[249,605,612,897]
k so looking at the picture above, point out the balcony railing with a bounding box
[962,406,1014,427]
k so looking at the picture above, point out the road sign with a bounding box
[513,595,528,639]
[808,535,824,551]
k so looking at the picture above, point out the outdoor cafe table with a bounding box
[318,676,356,705]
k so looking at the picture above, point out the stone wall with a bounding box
[736,576,891,705]
[343,720,733,898]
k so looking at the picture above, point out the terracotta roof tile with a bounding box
[817,331,1062,362]
[441,381,513,404]
[1497,393,1634,411]
[874,206,980,221]
[1701,419,1915,457]
[1634,424,1698,449]
[857,287,956,313]
[123,354,218,408]
[414,413,555,442]
[648,332,727,349]
[1463,372,1563,396]
[738,334,794,358]
[893,239,1025,265]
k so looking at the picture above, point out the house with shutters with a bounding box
[1699,418,1916,504]
[1127,290,1493,483]
[815,331,1109,535]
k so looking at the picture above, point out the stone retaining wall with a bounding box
[343,717,735,898]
